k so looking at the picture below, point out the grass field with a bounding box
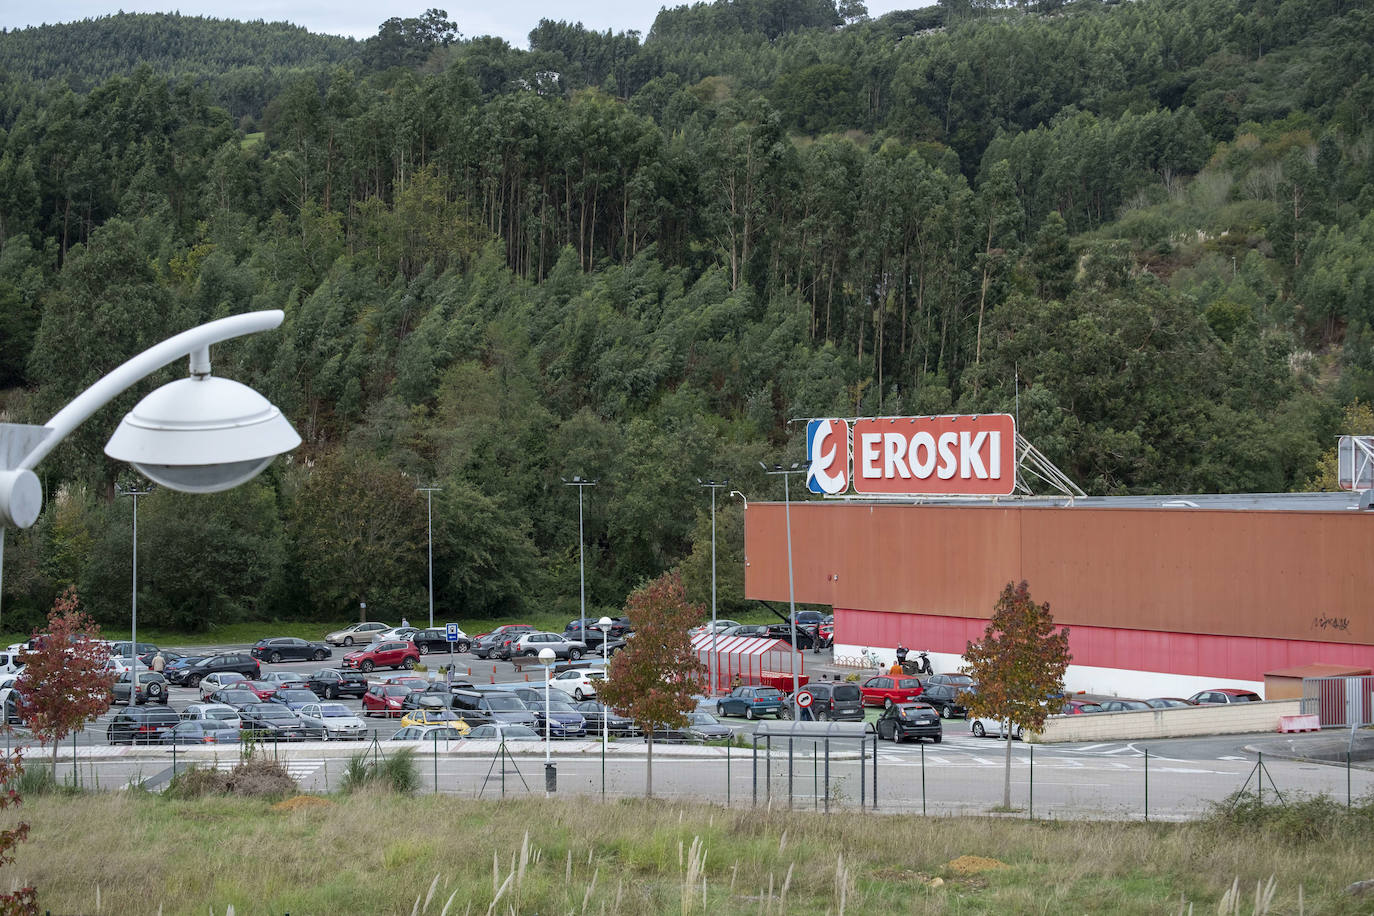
[7,784,1374,915]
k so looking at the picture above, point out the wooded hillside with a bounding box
[0,0,1370,632]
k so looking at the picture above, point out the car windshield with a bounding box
[252,706,294,719]
[381,686,410,697]
[319,704,352,717]
[203,706,236,718]
[547,701,576,713]
[276,690,316,703]
[220,690,257,703]
[484,696,525,711]
[689,713,721,725]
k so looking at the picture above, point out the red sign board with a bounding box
[850,414,1017,496]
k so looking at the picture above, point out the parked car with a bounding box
[548,668,605,701]
[401,690,455,712]
[197,671,248,700]
[529,699,586,739]
[859,675,925,708]
[399,708,471,732]
[471,625,536,659]
[764,624,815,650]
[1098,698,1152,712]
[369,626,420,644]
[1145,697,1196,709]
[140,649,188,669]
[1059,700,1105,715]
[410,627,469,655]
[181,703,242,730]
[969,716,1024,740]
[465,723,541,741]
[173,653,260,689]
[450,689,537,728]
[305,668,368,699]
[238,681,281,702]
[718,625,771,639]
[362,684,414,717]
[572,700,641,736]
[294,702,368,740]
[107,706,182,744]
[918,683,969,719]
[163,654,209,681]
[159,720,241,745]
[251,637,331,663]
[268,688,323,711]
[342,640,419,673]
[238,703,314,739]
[876,703,943,743]
[1189,688,1262,705]
[379,675,431,692]
[925,673,975,688]
[204,687,263,710]
[689,619,741,636]
[798,681,864,721]
[324,621,391,647]
[259,672,310,690]
[565,617,633,646]
[506,632,588,661]
[716,685,786,720]
[653,711,732,743]
[111,671,169,705]
[108,641,158,659]
[392,725,467,742]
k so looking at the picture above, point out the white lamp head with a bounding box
[104,375,301,493]
[598,616,613,629]
[538,648,556,665]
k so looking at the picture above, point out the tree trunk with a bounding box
[1003,719,1013,809]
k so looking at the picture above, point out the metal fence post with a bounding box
[752,740,757,807]
[920,740,926,816]
[823,739,830,813]
[872,732,878,810]
[726,742,731,807]
[1144,748,1149,822]
[859,735,866,808]
[1348,752,1352,808]
[433,731,439,794]
[1258,751,1263,807]
[1029,744,1034,821]
[813,741,818,810]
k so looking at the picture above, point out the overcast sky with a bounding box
[3,2,928,48]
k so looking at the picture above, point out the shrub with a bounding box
[164,759,296,799]
[339,748,419,795]
[165,765,231,799]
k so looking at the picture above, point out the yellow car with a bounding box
[399,708,470,733]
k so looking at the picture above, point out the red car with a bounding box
[342,640,420,673]
[362,684,413,717]
[380,675,430,692]
[859,675,925,708]
[1060,699,1104,715]
[238,680,279,702]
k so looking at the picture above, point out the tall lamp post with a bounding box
[0,311,299,625]
[561,477,597,641]
[761,463,804,714]
[117,483,153,701]
[697,478,728,695]
[539,646,557,795]
[417,485,441,628]
[597,614,613,794]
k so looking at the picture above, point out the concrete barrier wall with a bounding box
[1028,699,1302,744]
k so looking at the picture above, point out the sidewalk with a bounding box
[1243,727,1374,770]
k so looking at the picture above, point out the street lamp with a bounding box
[539,646,557,794]
[417,485,441,628]
[561,477,597,642]
[761,462,804,715]
[0,311,299,628]
[597,615,612,766]
[697,478,728,695]
[117,483,153,702]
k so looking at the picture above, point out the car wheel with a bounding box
[574,689,586,701]
[188,675,202,688]
[325,686,338,699]
[456,640,471,653]
[361,660,375,673]
[745,707,756,721]
[717,703,726,717]
[933,734,942,744]
[314,650,327,661]
[569,648,583,660]
[778,706,791,720]
[419,644,429,655]
[402,658,416,670]
[1014,726,1024,740]
[146,681,163,699]
[971,721,986,738]
[816,710,829,721]
[883,698,893,709]
[269,652,282,664]
[343,637,354,646]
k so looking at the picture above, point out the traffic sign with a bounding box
[795,690,813,708]
[445,623,459,642]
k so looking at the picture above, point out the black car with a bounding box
[764,624,815,650]
[402,690,456,712]
[925,673,975,689]
[410,628,465,656]
[919,683,970,719]
[304,668,368,699]
[572,700,641,736]
[158,720,241,745]
[206,687,264,710]
[450,689,535,728]
[803,682,865,721]
[268,688,323,711]
[251,637,332,664]
[876,703,943,743]
[111,671,169,706]
[471,625,535,660]
[239,703,314,739]
[168,653,260,688]
[564,616,633,646]
[107,706,182,744]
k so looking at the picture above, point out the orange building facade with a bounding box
[743,495,1374,697]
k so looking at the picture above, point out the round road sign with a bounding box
[795,690,813,708]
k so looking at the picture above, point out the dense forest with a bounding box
[0,0,1371,634]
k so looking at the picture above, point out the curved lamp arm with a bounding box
[21,310,285,471]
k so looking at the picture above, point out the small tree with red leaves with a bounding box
[0,748,37,915]
[16,587,113,777]
[962,581,1071,810]
[598,571,705,797]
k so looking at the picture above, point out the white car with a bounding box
[181,703,242,731]
[198,671,248,701]
[106,656,151,675]
[967,716,1025,740]
[295,702,368,740]
[689,620,741,636]
[548,668,605,701]
[369,626,420,643]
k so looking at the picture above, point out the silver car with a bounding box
[324,622,390,647]
[295,702,368,740]
[181,703,242,731]
[508,632,589,660]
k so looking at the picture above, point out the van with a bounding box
[805,682,864,721]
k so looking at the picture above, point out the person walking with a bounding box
[401,616,409,628]
[151,651,165,673]
[895,644,908,669]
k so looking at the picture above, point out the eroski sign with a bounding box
[806,415,1016,496]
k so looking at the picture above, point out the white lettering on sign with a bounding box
[820,415,1017,496]
[937,432,958,479]
[857,429,1003,482]
[860,433,882,478]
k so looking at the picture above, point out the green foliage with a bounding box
[340,748,419,794]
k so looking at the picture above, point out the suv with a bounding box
[507,632,588,661]
[342,640,419,673]
[450,688,537,728]
[305,668,368,699]
[564,617,632,646]
[471,625,535,660]
[411,627,470,655]
[107,706,181,744]
[764,624,815,650]
[251,637,331,663]
[168,653,260,688]
[324,621,390,647]
[803,682,864,721]
[111,671,169,706]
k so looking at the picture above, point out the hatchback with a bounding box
[1189,688,1262,705]
[716,685,786,720]
[181,703,242,731]
[159,720,241,745]
[305,668,368,699]
[251,637,331,664]
[362,684,414,717]
[198,672,248,700]
[859,675,925,708]
[1098,698,1152,712]
[876,703,943,743]
[107,706,181,744]
[918,683,969,719]
[111,671,169,706]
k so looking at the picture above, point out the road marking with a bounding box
[1219,755,1248,761]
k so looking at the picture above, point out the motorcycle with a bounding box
[900,651,932,677]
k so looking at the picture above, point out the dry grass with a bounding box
[4,792,1374,914]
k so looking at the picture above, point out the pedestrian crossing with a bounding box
[192,756,324,780]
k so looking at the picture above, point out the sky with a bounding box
[2,1,928,49]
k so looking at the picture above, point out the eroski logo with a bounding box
[806,419,849,494]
